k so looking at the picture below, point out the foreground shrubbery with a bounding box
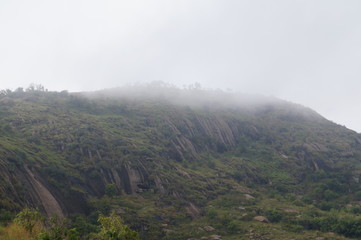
[0,209,139,240]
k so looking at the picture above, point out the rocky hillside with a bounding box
[1,84,361,239]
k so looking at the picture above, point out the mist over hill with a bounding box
[0,84,361,239]
[80,82,325,122]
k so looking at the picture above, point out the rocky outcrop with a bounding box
[0,160,70,217]
[86,163,151,196]
[121,164,147,194]
[193,115,237,149]
[24,166,64,217]
[165,113,243,160]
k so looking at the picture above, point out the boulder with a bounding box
[253,216,269,223]
[204,226,215,232]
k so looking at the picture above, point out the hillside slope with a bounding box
[1,85,361,239]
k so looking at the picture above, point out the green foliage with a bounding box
[93,212,139,240]
[349,206,361,215]
[5,209,79,240]
[105,184,118,197]
[36,217,80,240]
[71,215,98,237]
[285,224,304,233]
[226,220,243,233]
[206,209,218,220]
[14,208,43,233]
[0,210,14,223]
[264,209,283,223]
[294,215,361,238]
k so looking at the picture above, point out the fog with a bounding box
[81,81,282,109]
[1,1,361,131]
[79,82,324,125]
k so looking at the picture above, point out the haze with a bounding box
[1,1,361,132]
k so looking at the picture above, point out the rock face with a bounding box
[24,166,64,217]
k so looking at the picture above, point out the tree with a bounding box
[5,209,79,240]
[94,212,139,240]
[13,208,43,234]
[26,83,45,92]
[105,184,118,197]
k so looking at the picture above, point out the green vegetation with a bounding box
[0,84,361,239]
[0,209,137,240]
[93,212,139,240]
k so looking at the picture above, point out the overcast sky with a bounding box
[1,0,361,132]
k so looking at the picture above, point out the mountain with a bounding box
[1,84,361,239]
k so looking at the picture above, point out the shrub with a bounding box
[105,184,118,197]
[14,208,43,234]
[206,209,218,220]
[93,212,139,240]
[262,209,284,223]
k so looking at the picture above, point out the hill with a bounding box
[1,83,361,239]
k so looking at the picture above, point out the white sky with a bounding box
[1,1,361,132]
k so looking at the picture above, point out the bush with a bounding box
[316,201,334,211]
[324,190,339,201]
[226,220,243,233]
[14,208,43,234]
[105,184,118,197]
[206,209,218,220]
[93,212,139,240]
[264,209,283,223]
[349,206,361,215]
